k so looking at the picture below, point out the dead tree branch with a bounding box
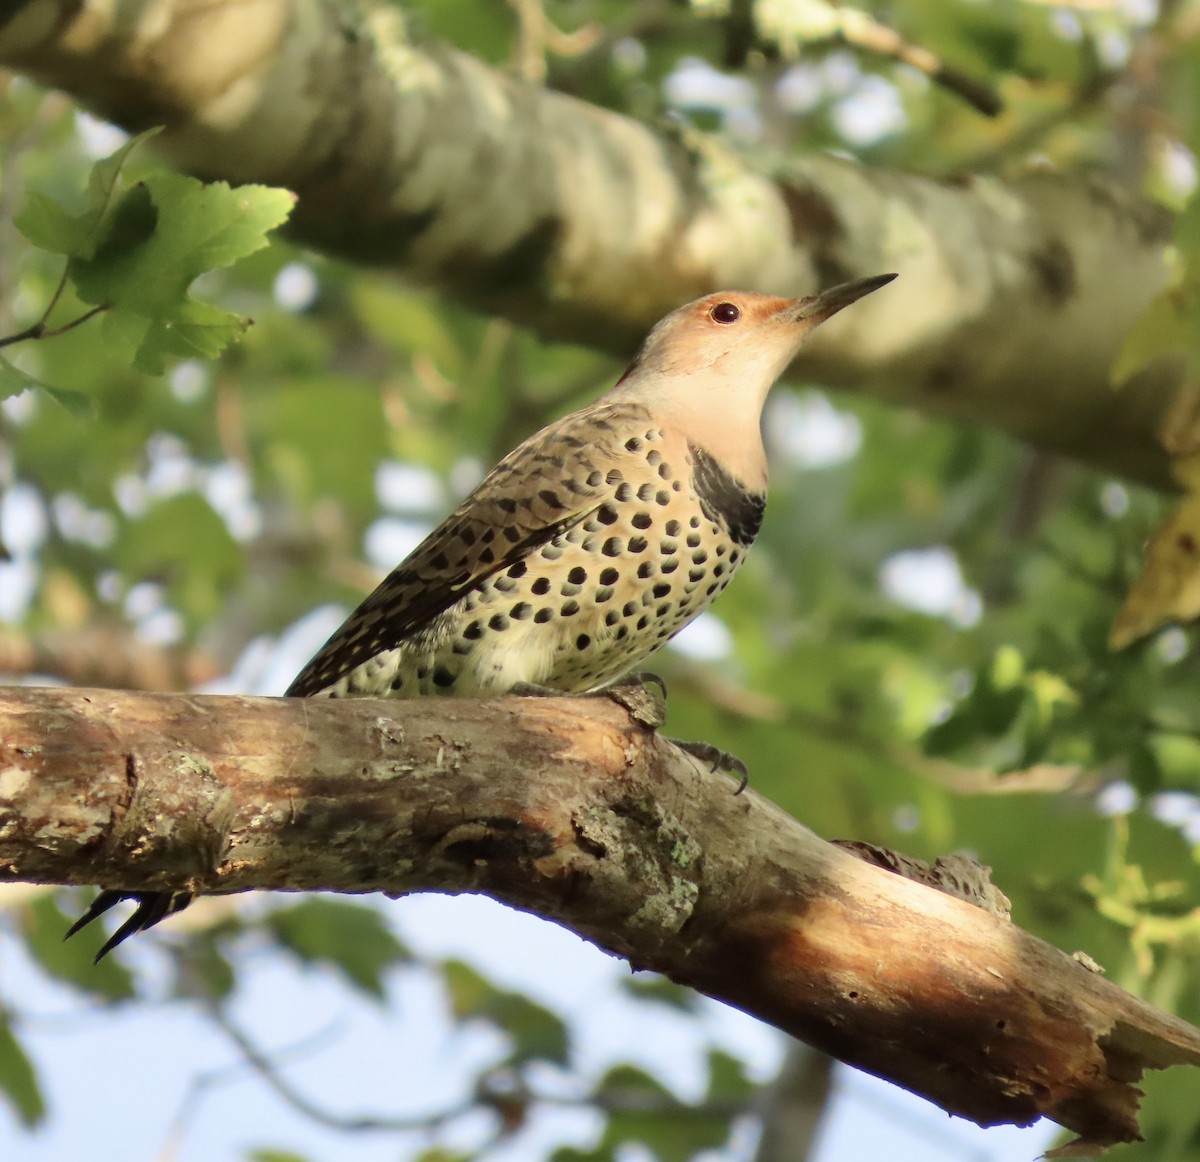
[0,685,1197,1152]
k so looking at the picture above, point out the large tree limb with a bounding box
[1,686,1198,1151]
[0,0,1182,487]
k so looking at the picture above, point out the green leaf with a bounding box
[591,1064,733,1162]
[1125,1057,1200,1159]
[13,128,160,260]
[68,171,293,371]
[267,899,409,1000]
[79,129,162,256]
[351,278,465,374]
[1111,291,1192,386]
[1129,740,1163,795]
[2,132,281,380]
[13,192,89,257]
[247,1150,312,1162]
[1175,191,1200,257]
[114,491,242,627]
[71,173,294,312]
[1017,4,1084,85]
[22,894,135,1000]
[0,1018,45,1128]
[0,353,94,418]
[593,1063,674,1105]
[705,1049,755,1102]
[98,308,153,367]
[620,974,699,1012]
[117,491,241,577]
[442,960,570,1065]
[261,378,388,515]
[174,941,237,1002]
[132,298,252,375]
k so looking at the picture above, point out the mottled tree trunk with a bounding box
[0,0,1180,486]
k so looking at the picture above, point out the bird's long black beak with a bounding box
[788,272,898,323]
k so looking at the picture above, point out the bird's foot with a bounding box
[65,889,193,962]
[595,672,668,730]
[668,738,749,794]
[511,675,739,787]
[509,673,668,731]
[623,671,668,700]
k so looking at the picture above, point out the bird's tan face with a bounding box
[654,292,802,381]
[609,274,895,488]
[628,274,896,387]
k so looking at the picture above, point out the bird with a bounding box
[68,272,897,959]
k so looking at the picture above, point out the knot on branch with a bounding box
[110,749,236,887]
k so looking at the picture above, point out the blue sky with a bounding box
[3,888,1059,1162]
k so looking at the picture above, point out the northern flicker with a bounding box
[69,272,896,958]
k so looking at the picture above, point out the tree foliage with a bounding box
[3,1,1200,1159]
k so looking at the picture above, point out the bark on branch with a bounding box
[1,685,1198,1152]
[0,0,1182,487]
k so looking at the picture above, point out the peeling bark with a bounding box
[0,0,1182,487]
[0,685,1198,1151]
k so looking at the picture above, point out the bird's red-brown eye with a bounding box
[710,302,740,324]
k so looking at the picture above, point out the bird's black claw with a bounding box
[625,671,668,700]
[63,891,122,942]
[66,890,193,962]
[668,738,749,793]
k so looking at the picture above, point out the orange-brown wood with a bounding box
[1,685,1197,1151]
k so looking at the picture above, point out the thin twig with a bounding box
[205,1000,474,1133]
[153,1017,351,1162]
[38,303,108,339]
[40,265,70,325]
[832,9,1003,117]
[170,939,755,1160]
[0,92,74,335]
[0,265,69,349]
[0,300,109,350]
[962,72,1118,173]
[505,0,602,83]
